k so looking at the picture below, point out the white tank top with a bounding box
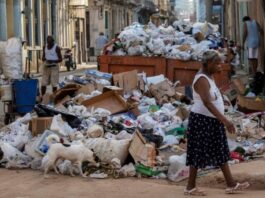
[191,74,224,118]
[45,44,58,61]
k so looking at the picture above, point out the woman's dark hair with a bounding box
[243,16,251,22]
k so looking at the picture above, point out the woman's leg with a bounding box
[187,166,198,190]
[220,163,237,187]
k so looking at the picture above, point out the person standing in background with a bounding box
[41,35,62,97]
[95,32,108,56]
[242,16,263,74]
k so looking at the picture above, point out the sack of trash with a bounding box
[84,138,131,165]
[0,38,23,79]
[0,142,32,169]
[167,154,189,182]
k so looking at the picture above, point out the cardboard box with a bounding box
[237,95,265,113]
[29,117,53,136]
[129,130,156,167]
[81,91,128,115]
[54,84,81,104]
[231,77,265,113]
[113,70,138,93]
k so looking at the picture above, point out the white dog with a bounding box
[43,134,99,177]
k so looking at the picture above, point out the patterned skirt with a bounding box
[186,112,230,169]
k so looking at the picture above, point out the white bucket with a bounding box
[0,84,12,101]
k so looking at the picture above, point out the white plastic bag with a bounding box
[50,114,75,136]
[58,160,80,175]
[118,163,136,177]
[167,154,189,182]
[1,121,31,151]
[0,142,32,169]
[1,38,23,79]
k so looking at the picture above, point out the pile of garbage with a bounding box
[0,69,265,182]
[108,21,227,62]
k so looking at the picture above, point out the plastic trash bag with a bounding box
[0,142,32,169]
[50,114,75,136]
[127,45,146,56]
[58,160,80,175]
[118,163,136,177]
[147,38,165,55]
[137,113,158,130]
[34,104,81,128]
[84,138,131,165]
[0,121,32,151]
[167,154,189,182]
[30,158,43,170]
[24,136,43,159]
[0,38,23,79]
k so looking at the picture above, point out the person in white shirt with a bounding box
[95,32,108,56]
[184,50,249,196]
[41,36,62,96]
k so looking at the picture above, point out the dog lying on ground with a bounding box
[42,134,99,177]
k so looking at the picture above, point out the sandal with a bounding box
[184,188,207,196]
[225,182,250,194]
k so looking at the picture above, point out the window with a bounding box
[25,0,32,45]
[86,11,90,48]
[34,0,40,46]
[105,11,108,29]
[42,0,48,44]
[51,0,56,39]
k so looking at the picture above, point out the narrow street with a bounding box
[1,0,265,198]
[0,169,264,198]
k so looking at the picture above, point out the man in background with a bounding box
[242,16,263,74]
[95,32,108,56]
[41,35,62,97]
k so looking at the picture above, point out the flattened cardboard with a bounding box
[103,86,124,95]
[74,95,86,105]
[113,70,138,93]
[55,95,71,106]
[81,91,128,115]
[149,80,175,101]
[54,88,78,104]
[76,83,95,95]
[237,95,265,112]
[129,130,156,167]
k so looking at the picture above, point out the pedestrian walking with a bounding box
[242,16,263,74]
[184,50,250,196]
[41,35,62,97]
[95,32,108,56]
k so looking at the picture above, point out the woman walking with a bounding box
[185,50,249,196]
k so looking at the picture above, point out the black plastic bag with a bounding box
[250,72,265,95]
[34,104,81,128]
